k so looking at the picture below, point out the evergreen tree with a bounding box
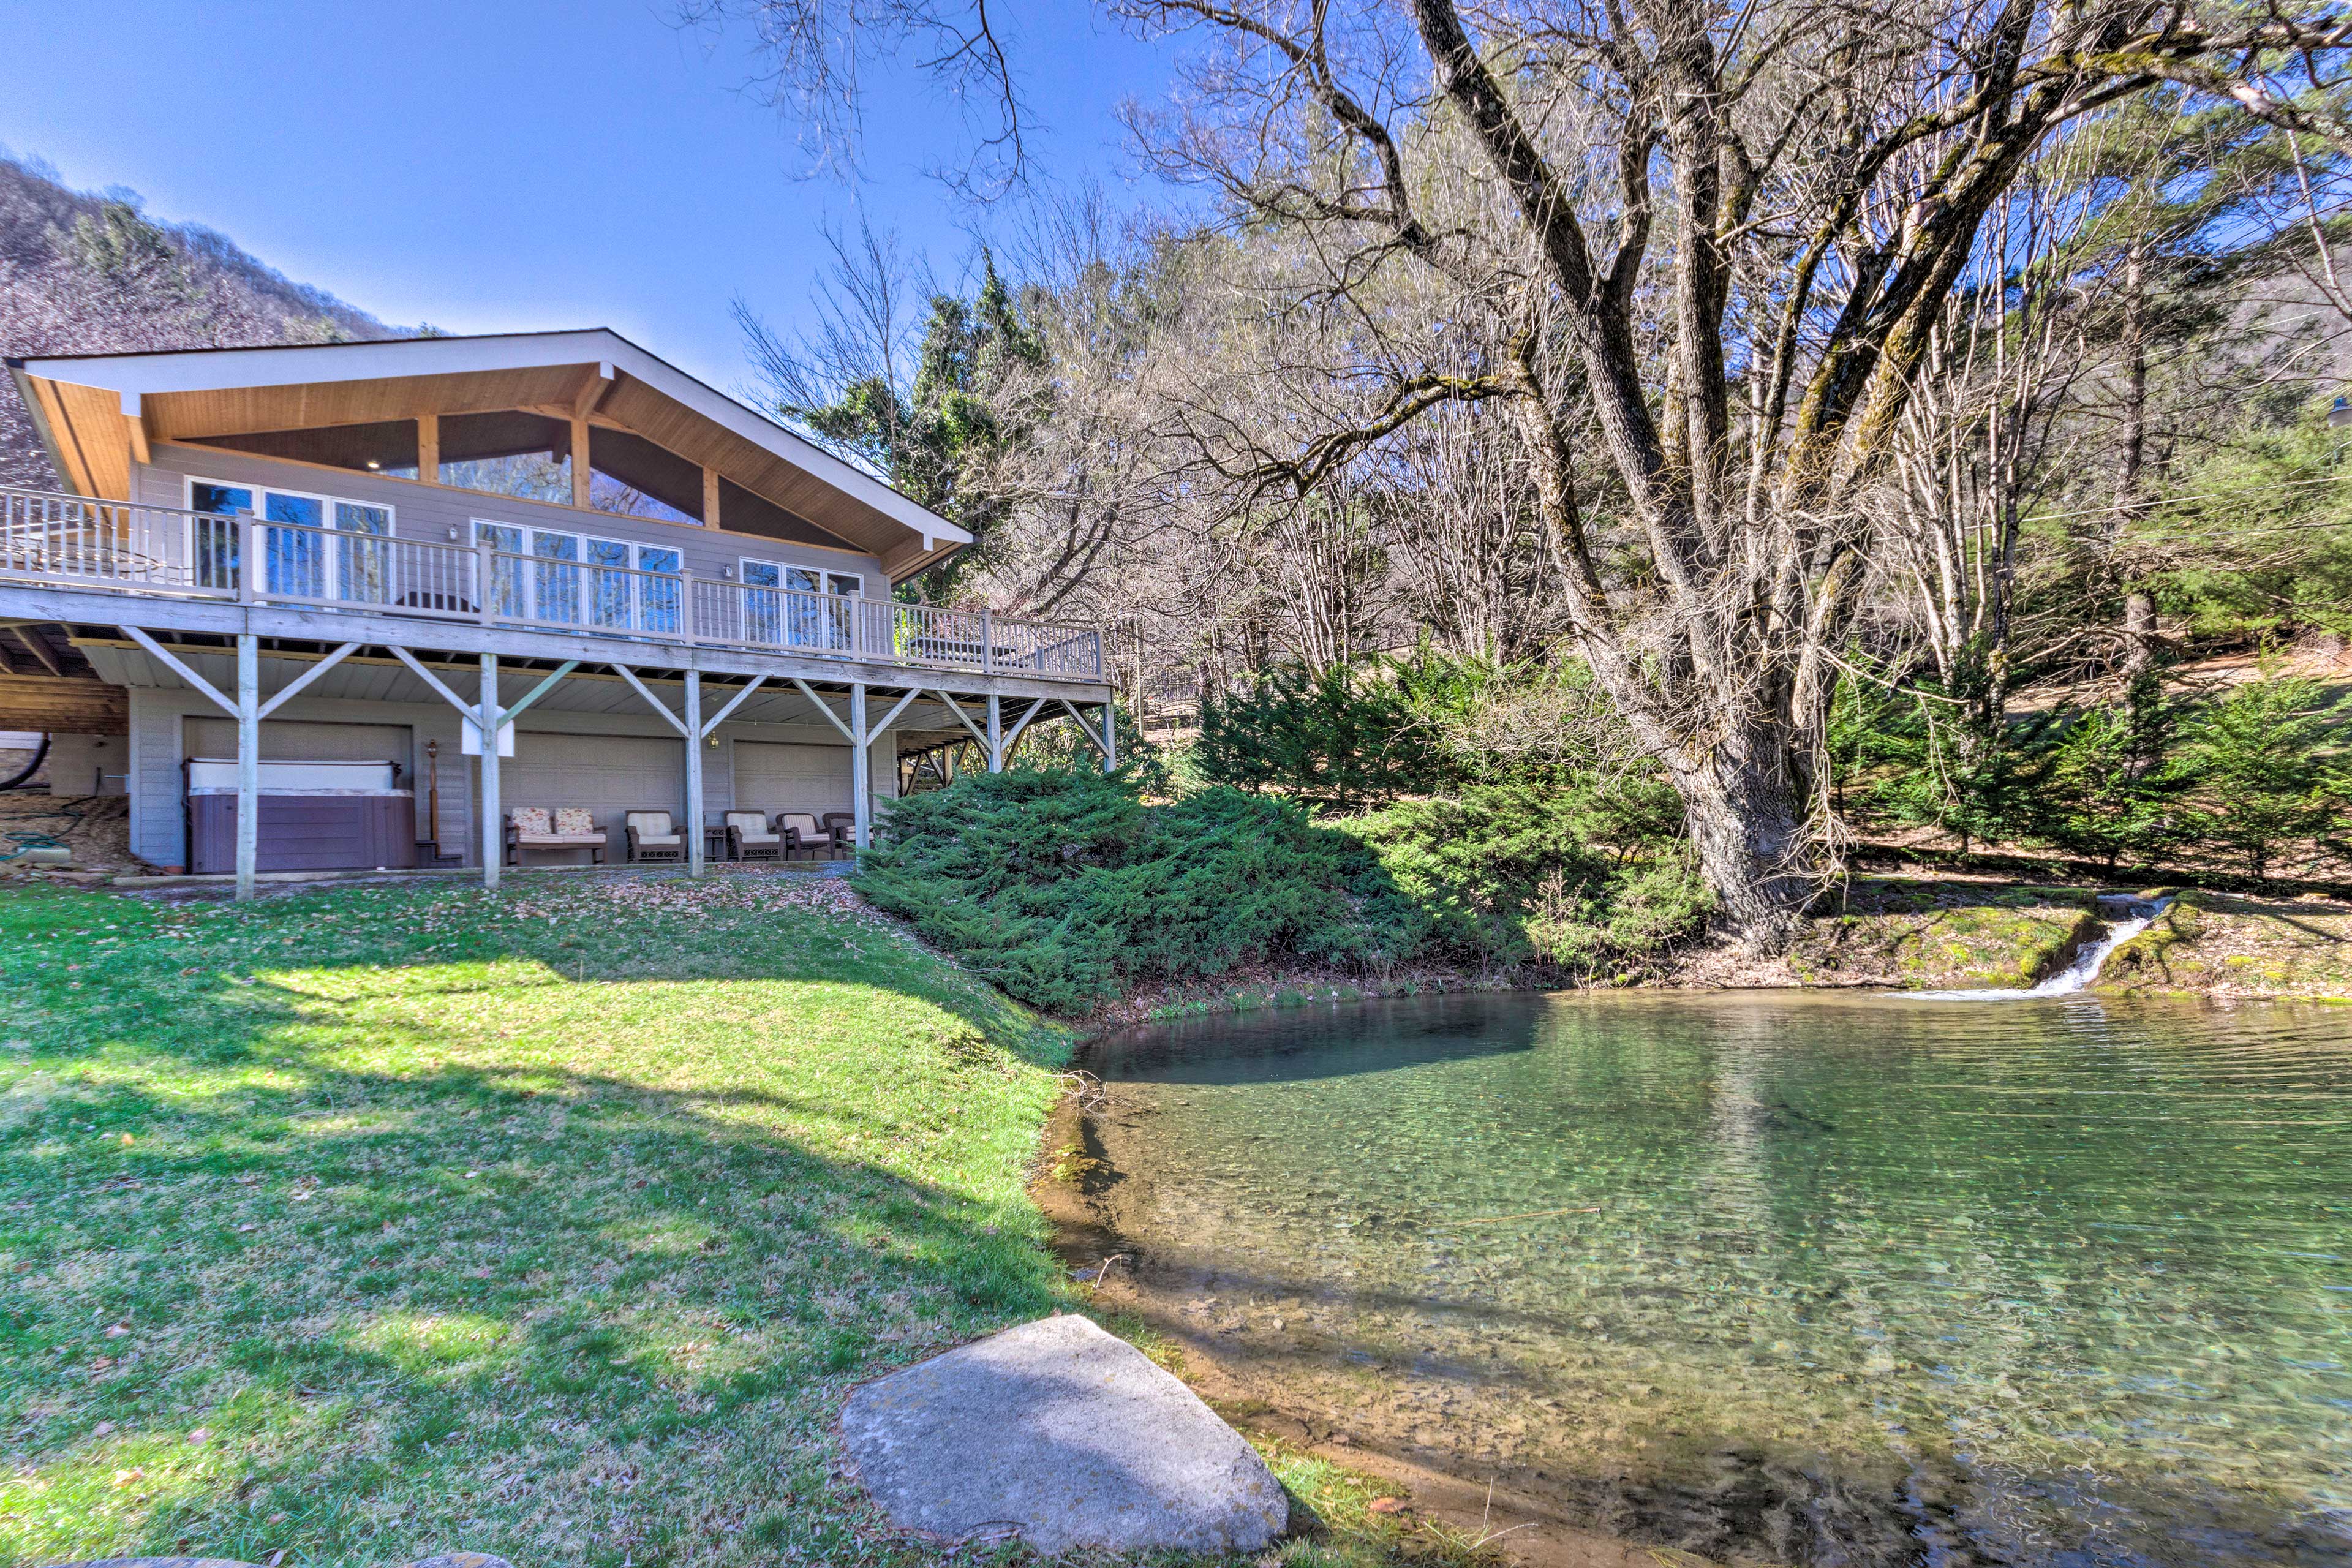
[2035,675,2193,872]
[783,252,1046,599]
[2179,674,2351,881]
[1196,660,1446,813]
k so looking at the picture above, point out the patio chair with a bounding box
[777,812,837,861]
[623,809,686,863]
[724,810,783,862]
[821,810,858,851]
[506,806,607,865]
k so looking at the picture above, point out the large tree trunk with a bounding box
[1667,740,1817,949]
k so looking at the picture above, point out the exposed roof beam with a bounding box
[572,363,615,418]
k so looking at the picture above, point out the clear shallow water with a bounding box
[1082,992,2352,1566]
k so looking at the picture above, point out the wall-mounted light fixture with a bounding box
[445,526,459,541]
[366,459,381,469]
[720,565,734,580]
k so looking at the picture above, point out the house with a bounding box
[1,330,1114,894]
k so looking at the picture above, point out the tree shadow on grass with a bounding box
[0,879,1096,1568]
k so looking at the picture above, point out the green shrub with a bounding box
[856,767,1427,1012]
[857,768,1706,1011]
[1196,660,1446,811]
[1344,781,1706,969]
[2177,674,2351,879]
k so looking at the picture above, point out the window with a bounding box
[437,415,712,524]
[742,558,784,644]
[188,478,396,601]
[741,559,859,650]
[477,521,682,633]
[636,545,683,633]
[187,481,250,590]
[440,412,573,502]
[475,522,526,619]
[336,502,392,603]
[586,427,705,524]
[532,529,585,622]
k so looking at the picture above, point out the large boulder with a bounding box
[842,1313,1290,1555]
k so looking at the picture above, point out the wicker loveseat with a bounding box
[505,807,608,865]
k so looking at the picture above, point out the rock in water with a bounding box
[842,1313,1289,1554]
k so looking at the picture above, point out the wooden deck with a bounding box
[0,484,1104,687]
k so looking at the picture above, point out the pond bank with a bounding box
[1066,879,2352,1035]
[1035,1093,1673,1568]
[1035,880,2347,1567]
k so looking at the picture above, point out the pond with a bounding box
[1078,991,2352,1566]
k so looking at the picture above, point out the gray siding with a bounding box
[135,443,892,594]
[42,733,127,796]
[122,680,895,872]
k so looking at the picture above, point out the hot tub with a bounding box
[185,758,418,873]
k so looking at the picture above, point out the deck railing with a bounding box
[0,484,1104,681]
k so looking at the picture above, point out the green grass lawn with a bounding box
[0,872,1092,1566]
[0,874,1488,1568]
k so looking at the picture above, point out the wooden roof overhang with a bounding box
[6,328,968,583]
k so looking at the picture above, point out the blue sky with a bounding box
[1,0,1177,393]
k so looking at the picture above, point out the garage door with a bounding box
[186,719,412,767]
[734,740,852,816]
[500,731,684,832]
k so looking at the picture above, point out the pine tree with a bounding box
[2037,675,2192,872]
[2180,674,2351,881]
[783,251,1046,598]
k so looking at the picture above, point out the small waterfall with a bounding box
[1912,895,2173,1001]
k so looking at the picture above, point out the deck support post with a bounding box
[479,654,502,891]
[684,669,705,879]
[1101,701,1116,774]
[850,682,870,853]
[986,695,1003,772]
[234,633,258,901]
[999,696,1048,766]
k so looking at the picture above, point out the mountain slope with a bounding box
[0,151,407,488]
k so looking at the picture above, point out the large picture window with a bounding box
[187,478,395,601]
[439,412,573,503]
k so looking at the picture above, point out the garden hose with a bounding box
[0,798,84,865]
[0,734,47,793]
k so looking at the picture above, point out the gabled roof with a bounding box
[7,328,968,581]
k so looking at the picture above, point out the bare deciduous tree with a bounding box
[679,0,1030,192]
[1103,0,2340,944]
